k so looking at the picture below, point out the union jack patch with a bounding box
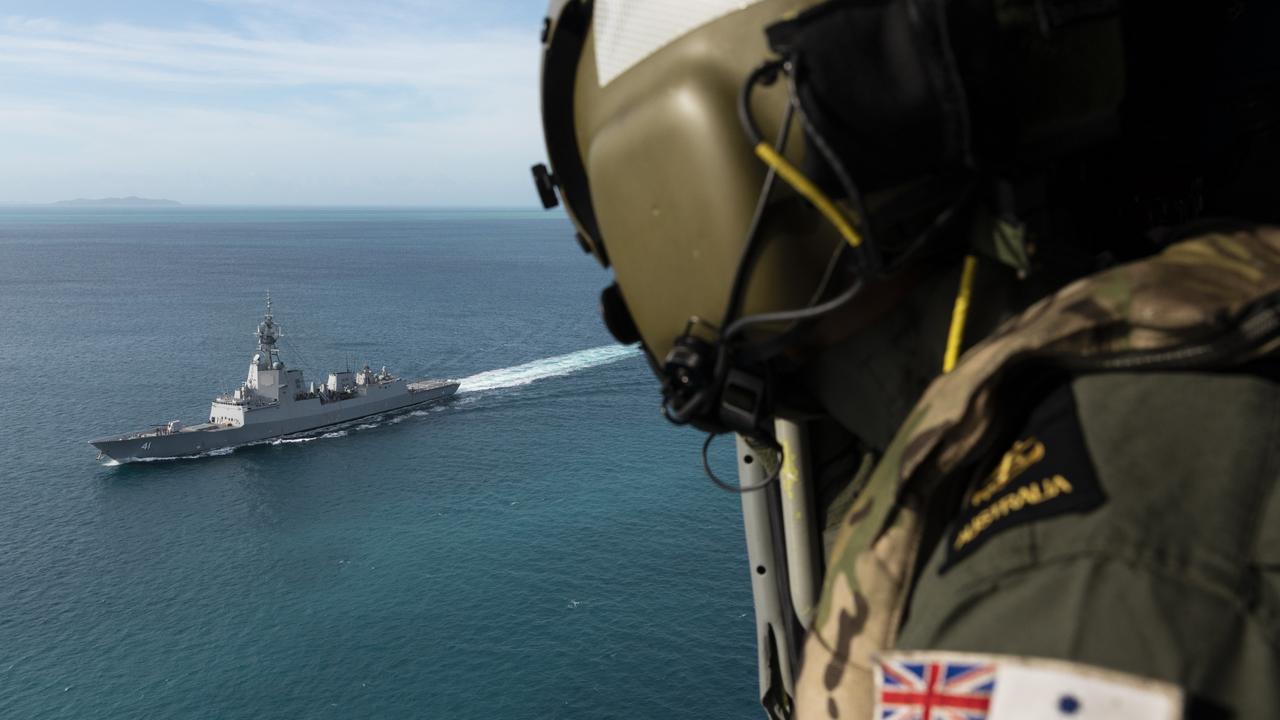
[873,651,1185,719]
[876,658,996,720]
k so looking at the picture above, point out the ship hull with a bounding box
[91,381,459,463]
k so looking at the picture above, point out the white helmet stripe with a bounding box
[593,0,760,87]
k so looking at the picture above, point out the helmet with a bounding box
[532,0,1205,439]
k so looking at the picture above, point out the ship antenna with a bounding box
[254,292,282,365]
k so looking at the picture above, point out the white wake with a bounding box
[457,345,638,393]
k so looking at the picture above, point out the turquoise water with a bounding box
[0,208,757,718]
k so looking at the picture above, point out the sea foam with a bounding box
[457,345,637,393]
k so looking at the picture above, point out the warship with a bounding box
[90,297,460,463]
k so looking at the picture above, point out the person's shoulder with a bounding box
[896,369,1280,708]
[1068,368,1280,568]
[920,368,1280,589]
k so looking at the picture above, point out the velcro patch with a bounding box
[944,384,1105,570]
[875,650,1184,719]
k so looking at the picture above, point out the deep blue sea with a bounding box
[0,207,757,718]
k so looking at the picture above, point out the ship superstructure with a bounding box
[90,296,459,463]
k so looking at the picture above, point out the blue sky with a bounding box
[0,0,548,205]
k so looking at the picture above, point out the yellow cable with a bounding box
[943,254,978,373]
[754,140,974,370]
[754,142,863,248]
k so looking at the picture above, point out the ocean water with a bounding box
[0,208,757,718]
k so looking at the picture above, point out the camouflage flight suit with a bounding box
[796,227,1280,718]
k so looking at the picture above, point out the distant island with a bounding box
[52,196,181,207]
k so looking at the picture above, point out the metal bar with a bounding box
[737,435,795,717]
[774,417,820,627]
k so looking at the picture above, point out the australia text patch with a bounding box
[943,383,1106,570]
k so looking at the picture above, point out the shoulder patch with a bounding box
[944,384,1105,571]
[875,650,1184,719]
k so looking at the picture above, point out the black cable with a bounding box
[736,60,784,147]
[662,386,712,425]
[710,60,878,360]
[672,60,972,428]
[724,155,975,362]
[701,432,780,493]
[279,335,315,374]
[728,188,971,364]
[723,276,865,341]
[786,65,982,279]
[880,181,975,274]
[785,71,882,275]
[721,60,794,331]
[730,241,849,364]
[808,238,848,307]
[656,60,800,427]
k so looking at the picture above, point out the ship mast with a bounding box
[255,292,282,369]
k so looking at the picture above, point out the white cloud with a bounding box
[0,6,547,205]
[0,16,533,91]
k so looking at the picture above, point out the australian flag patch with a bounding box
[876,658,996,720]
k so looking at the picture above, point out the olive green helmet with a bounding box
[534,0,1126,435]
[538,0,844,346]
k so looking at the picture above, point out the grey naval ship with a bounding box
[90,297,460,463]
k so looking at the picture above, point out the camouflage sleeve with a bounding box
[894,370,1280,716]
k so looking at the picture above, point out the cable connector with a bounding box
[718,369,769,437]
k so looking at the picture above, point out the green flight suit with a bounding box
[794,226,1280,719]
[899,370,1280,715]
